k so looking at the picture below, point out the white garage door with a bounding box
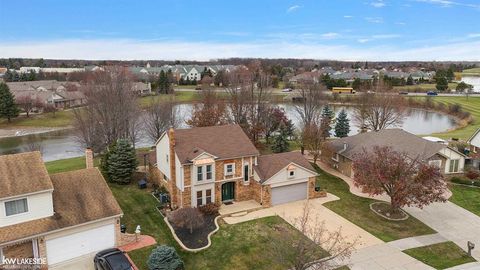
[46,224,115,265]
[271,182,308,206]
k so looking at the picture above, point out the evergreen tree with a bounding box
[320,105,335,138]
[406,75,414,86]
[435,76,449,91]
[147,245,184,270]
[0,82,19,122]
[157,70,171,94]
[103,139,138,184]
[271,123,290,153]
[335,109,350,138]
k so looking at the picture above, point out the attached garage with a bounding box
[46,224,115,266]
[271,182,308,206]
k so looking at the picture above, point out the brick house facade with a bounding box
[151,125,324,209]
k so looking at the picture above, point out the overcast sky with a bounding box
[0,0,479,61]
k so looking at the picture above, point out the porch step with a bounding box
[230,211,249,217]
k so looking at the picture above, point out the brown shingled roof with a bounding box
[327,129,446,161]
[173,125,259,164]
[0,168,122,245]
[254,152,316,183]
[0,152,53,199]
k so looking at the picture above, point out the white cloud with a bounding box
[413,0,480,9]
[468,33,480,38]
[357,39,371,43]
[2,38,479,61]
[371,34,401,39]
[365,17,384,23]
[321,32,340,39]
[287,5,301,13]
[370,1,386,8]
[395,22,407,25]
[343,15,354,18]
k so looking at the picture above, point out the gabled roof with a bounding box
[327,129,446,161]
[0,152,53,199]
[0,168,122,245]
[172,125,259,164]
[467,128,480,144]
[254,152,316,183]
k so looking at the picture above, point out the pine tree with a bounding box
[335,109,350,138]
[271,123,290,153]
[0,82,19,122]
[406,75,414,86]
[320,105,335,138]
[147,245,184,270]
[104,139,138,184]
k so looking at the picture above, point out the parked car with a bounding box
[427,91,438,96]
[399,91,409,95]
[195,86,202,90]
[94,248,133,270]
[282,88,292,92]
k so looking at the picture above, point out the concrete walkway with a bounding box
[387,233,447,251]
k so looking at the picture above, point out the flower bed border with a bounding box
[163,215,220,252]
[369,202,409,221]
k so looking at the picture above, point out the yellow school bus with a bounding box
[332,87,356,94]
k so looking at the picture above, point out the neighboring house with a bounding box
[152,125,321,208]
[7,80,86,110]
[132,82,152,95]
[184,66,202,81]
[467,128,480,153]
[322,129,466,177]
[0,151,123,269]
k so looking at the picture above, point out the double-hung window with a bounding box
[197,191,203,206]
[206,189,212,204]
[206,165,212,180]
[197,189,213,206]
[449,159,460,173]
[5,198,28,216]
[197,166,203,181]
[225,163,235,176]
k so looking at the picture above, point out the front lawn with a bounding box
[111,183,327,270]
[314,164,436,242]
[449,184,480,217]
[403,241,476,269]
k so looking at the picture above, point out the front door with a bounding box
[221,182,235,202]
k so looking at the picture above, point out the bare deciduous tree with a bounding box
[72,67,140,152]
[167,207,205,234]
[303,122,328,164]
[143,97,180,143]
[187,88,228,127]
[353,93,406,131]
[16,95,42,117]
[271,203,357,270]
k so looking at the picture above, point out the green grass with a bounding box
[462,68,480,76]
[426,96,480,140]
[45,156,100,174]
[449,184,480,217]
[138,91,203,108]
[403,241,475,269]
[0,110,74,128]
[393,83,458,92]
[314,164,436,241]
[111,183,326,270]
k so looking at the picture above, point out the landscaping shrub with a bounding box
[466,170,480,180]
[168,207,205,234]
[147,245,184,270]
[450,177,474,186]
[448,103,462,114]
[198,203,220,215]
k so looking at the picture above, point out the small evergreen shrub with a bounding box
[147,245,184,270]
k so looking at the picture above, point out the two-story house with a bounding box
[153,125,323,208]
[0,151,123,269]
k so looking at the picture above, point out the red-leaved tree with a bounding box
[352,146,446,212]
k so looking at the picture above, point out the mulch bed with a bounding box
[370,202,409,221]
[169,214,218,249]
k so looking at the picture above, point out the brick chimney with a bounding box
[168,128,178,207]
[85,148,94,169]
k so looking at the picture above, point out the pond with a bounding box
[0,103,457,161]
[462,76,480,92]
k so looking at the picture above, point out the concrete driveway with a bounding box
[405,201,480,260]
[49,254,94,270]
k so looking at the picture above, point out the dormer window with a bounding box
[5,198,28,216]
